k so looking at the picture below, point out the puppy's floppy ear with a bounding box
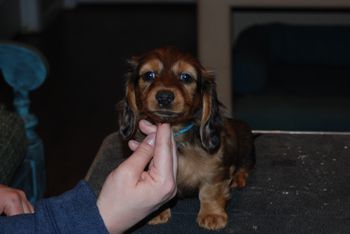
[199,70,223,153]
[117,98,136,140]
[118,57,139,139]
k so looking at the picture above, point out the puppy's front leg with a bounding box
[148,208,172,225]
[197,180,231,230]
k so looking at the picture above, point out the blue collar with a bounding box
[174,122,195,137]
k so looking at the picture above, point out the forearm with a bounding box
[0,181,109,234]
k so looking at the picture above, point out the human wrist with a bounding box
[97,200,123,234]
[97,196,153,234]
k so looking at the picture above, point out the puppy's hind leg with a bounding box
[231,121,256,188]
[231,146,255,188]
[231,168,250,188]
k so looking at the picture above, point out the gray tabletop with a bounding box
[86,132,350,234]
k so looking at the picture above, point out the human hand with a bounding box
[0,184,34,216]
[97,120,177,234]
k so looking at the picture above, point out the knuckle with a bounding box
[8,191,22,204]
[18,190,26,198]
[138,142,153,154]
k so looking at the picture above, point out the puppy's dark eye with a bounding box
[179,73,193,83]
[143,71,156,82]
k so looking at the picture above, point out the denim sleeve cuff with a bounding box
[36,180,109,234]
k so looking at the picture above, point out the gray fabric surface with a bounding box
[86,132,350,233]
[85,132,127,195]
[0,105,27,185]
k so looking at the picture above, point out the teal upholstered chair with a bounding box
[0,42,47,203]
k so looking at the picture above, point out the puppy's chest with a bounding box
[176,145,220,193]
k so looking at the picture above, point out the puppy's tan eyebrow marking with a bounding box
[139,59,163,75]
[172,60,197,80]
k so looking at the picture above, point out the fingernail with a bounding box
[129,140,139,148]
[142,119,153,126]
[145,134,155,146]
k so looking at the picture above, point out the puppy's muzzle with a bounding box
[156,90,175,108]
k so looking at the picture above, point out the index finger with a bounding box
[152,124,177,179]
[121,133,156,181]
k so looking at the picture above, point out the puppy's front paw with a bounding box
[197,212,227,230]
[148,208,171,225]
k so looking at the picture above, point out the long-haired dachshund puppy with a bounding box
[118,47,255,230]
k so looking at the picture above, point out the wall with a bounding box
[21,0,62,33]
[0,0,21,39]
[0,0,62,38]
[232,10,350,42]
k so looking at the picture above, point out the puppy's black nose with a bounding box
[156,90,175,108]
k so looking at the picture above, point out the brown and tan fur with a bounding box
[118,47,255,230]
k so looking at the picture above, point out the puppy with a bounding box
[118,47,255,230]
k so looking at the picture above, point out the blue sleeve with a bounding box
[0,181,109,234]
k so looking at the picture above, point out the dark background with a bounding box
[2,3,197,196]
